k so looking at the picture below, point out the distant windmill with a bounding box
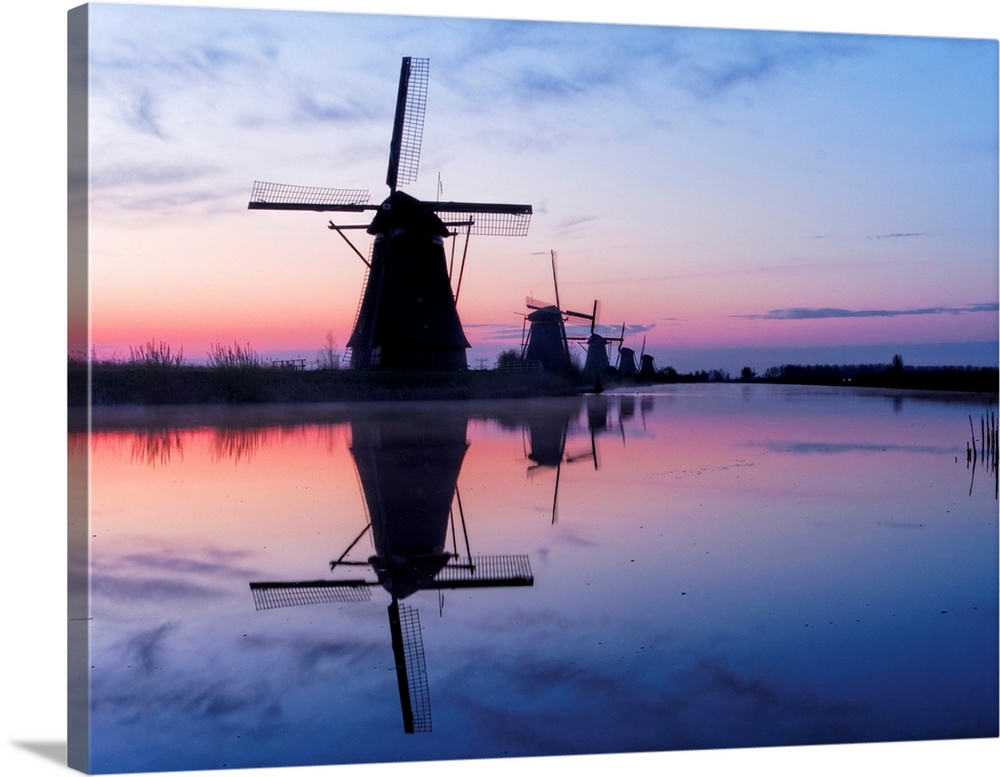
[521,251,620,373]
[623,335,657,382]
[249,57,533,370]
[617,345,637,378]
[638,352,657,381]
[578,316,625,376]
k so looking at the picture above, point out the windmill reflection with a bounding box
[522,394,655,523]
[249,410,533,734]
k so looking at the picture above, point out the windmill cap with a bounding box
[368,190,449,237]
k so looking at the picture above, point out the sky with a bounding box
[69,0,999,374]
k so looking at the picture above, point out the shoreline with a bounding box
[68,363,999,412]
[68,365,586,408]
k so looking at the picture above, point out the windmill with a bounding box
[619,334,657,381]
[249,57,533,370]
[578,315,625,376]
[521,251,621,373]
[617,345,638,377]
[638,352,657,381]
[249,410,533,734]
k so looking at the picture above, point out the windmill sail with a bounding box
[249,579,373,610]
[248,181,370,211]
[388,599,432,733]
[386,57,429,192]
[428,202,532,236]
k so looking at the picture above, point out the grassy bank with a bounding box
[69,365,583,406]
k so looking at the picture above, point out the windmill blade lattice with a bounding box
[429,554,534,587]
[248,181,371,211]
[389,600,432,733]
[386,57,429,192]
[432,203,532,236]
[249,580,374,610]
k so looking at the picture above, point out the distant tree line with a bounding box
[636,354,1000,394]
[754,361,997,392]
[652,366,731,383]
[645,354,998,393]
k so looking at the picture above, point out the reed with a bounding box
[966,411,998,499]
[206,341,263,370]
[128,338,185,369]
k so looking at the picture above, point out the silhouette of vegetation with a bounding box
[128,338,186,368]
[623,353,994,393]
[317,331,343,370]
[69,339,581,406]
[206,341,263,370]
[755,362,997,392]
[495,348,527,370]
[966,411,998,499]
[68,340,998,406]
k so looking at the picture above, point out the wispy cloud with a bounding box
[90,162,220,191]
[677,34,863,101]
[91,546,262,603]
[120,552,257,579]
[556,215,598,231]
[735,302,998,321]
[119,623,176,675]
[121,88,166,138]
[293,93,376,124]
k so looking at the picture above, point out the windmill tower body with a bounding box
[523,305,571,372]
[618,346,637,377]
[249,57,531,371]
[583,333,610,373]
[348,191,470,370]
[638,353,656,381]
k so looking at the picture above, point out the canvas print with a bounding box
[67,3,998,775]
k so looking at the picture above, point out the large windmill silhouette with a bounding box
[249,57,533,370]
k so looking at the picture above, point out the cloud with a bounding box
[735,303,998,321]
[119,552,257,579]
[91,573,225,603]
[90,162,221,191]
[120,623,176,675]
[676,33,863,101]
[91,546,263,604]
[874,232,925,239]
[556,215,598,231]
[121,88,166,138]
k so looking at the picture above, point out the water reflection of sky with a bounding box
[71,385,998,773]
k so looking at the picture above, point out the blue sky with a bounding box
[66,0,999,374]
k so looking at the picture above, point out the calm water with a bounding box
[68,384,998,773]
